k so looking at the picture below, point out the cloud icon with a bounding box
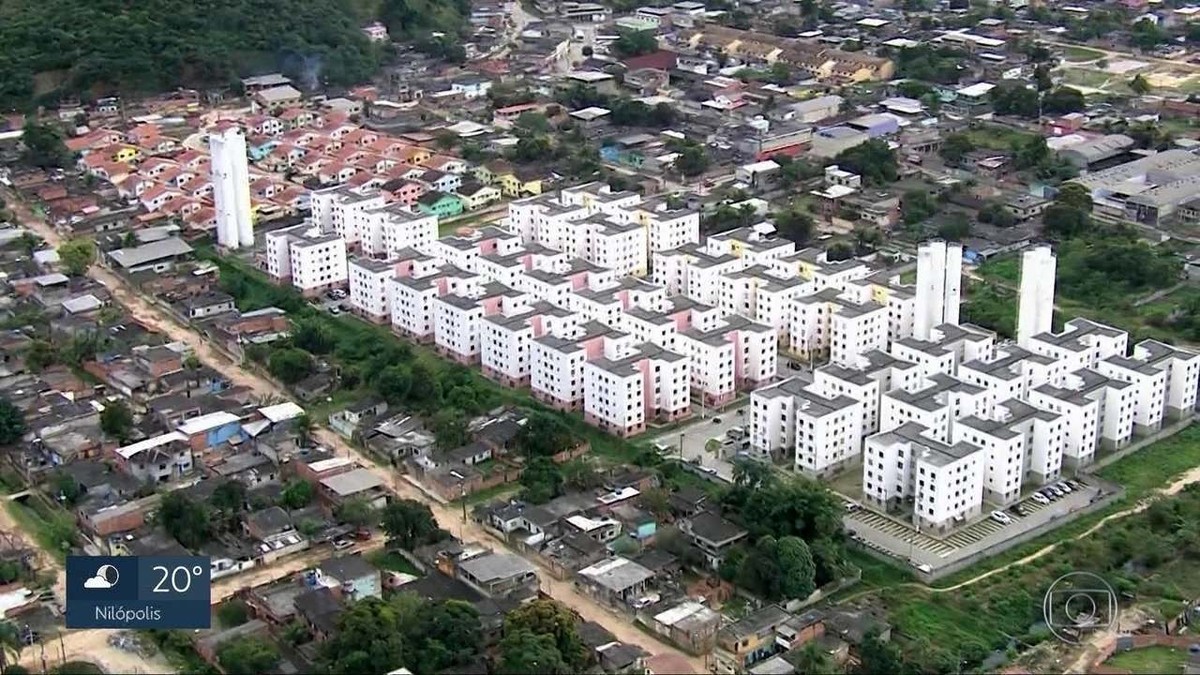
[83,565,119,589]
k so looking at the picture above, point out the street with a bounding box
[4,188,707,673]
[653,404,749,483]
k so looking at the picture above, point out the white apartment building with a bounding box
[264,224,349,296]
[954,399,1066,503]
[387,258,455,342]
[309,185,387,248]
[531,322,618,411]
[349,258,396,323]
[863,423,986,534]
[815,351,922,437]
[790,288,888,365]
[880,374,992,444]
[1026,318,1128,375]
[750,377,863,475]
[480,304,576,389]
[583,343,690,437]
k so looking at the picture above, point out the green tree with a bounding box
[431,408,468,450]
[267,348,313,384]
[673,144,710,177]
[50,471,82,505]
[773,208,813,244]
[776,535,817,600]
[990,82,1040,118]
[1129,73,1152,95]
[497,630,571,674]
[516,412,575,458]
[1042,87,1086,115]
[791,642,835,674]
[515,112,551,134]
[216,635,280,675]
[211,480,247,516]
[99,399,134,443]
[901,189,937,225]
[612,29,657,56]
[834,139,898,184]
[216,600,249,627]
[937,213,971,241]
[19,121,73,169]
[279,479,315,510]
[57,239,96,276]
[380,499,445,549]
[292,319,334,354]
[319,595,481,674]
[939,132,975,165]
[158,492,212,550]
[503,599,590,670]
[334,496,379,529]
[375,364,413,404]
[519,456,564,505]
[21,340,55,372]
[0,399,25,446]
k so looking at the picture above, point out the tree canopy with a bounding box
[57,239,96,277]
[834,140,898,185]
[20,122,74,169]
[502,599,591,671]
[612,29,658,57]
[158,492,212,550]
[0,0,471,109]
[99,399,134,443]
[516,412,575,458]
[217,635,280,675]
[380,499,447,549]
[0,399,25,446]
[320,595,482,674]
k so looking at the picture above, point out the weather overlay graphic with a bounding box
[65,556,212,629]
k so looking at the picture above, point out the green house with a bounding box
[416,191,464,218]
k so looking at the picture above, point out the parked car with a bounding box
[1048,486,1064,498]
[990,510,1013,525]
[1031,492,1051,506]
[333,539,353,551]
[1056,481,1072,493]
[711,417,721,424]
[1039,489,1057,501]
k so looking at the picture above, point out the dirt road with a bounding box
[7,191,708,672]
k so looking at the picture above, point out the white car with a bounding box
[990,510,1013,525]
[1056,481,1073,493]
[1031,493,1051,506]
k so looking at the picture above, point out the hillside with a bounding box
[0,0,469,109]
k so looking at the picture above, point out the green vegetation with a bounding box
[99,398,134,443]
[366,550,421,575]
[57,239,96,277]
[217,635,281,675]
[833,139,898,185]
[0,398,26,446]
[1105,646,1188,674]
[215,599,250,628]
[1062,45,1105,62]
[5,499,74,560]
[0,0,471,108]
[319,594,483,673]
[894,45,968,84]
[19,121,74,169]
[50,662,105,675]
[872,422,1200,672]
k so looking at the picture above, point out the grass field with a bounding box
[1061,45,1106,62]
[977,256,1019,283]
[367,550,422,576]
[1104,646,1188,674]
[1096,424,1200,496]
[964,126,1038,152]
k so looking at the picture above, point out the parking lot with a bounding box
[844,476,1119,572]
[651,404,750,483]
[312,288,350,315]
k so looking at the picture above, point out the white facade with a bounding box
[265,224,348,294]
[210,127,254,249]
[1017,245,1057,348]
[912,240,963,341]
[349,258,394,321]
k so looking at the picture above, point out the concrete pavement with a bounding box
[653,404,749,483]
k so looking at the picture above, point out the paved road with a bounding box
[653,405,749,483]
[7,189,708,673]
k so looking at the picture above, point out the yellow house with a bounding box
[113,146,140,163]
[457,182,503,211]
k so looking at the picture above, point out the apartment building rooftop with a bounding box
[884,421,980,466]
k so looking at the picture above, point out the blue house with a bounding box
[177,411,243,450]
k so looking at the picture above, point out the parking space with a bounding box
[312,289,350,315]
[845,476,1112,572]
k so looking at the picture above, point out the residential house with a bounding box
[680,511,748,570]
[318,468,388,510]
[455,550,539,599]
[417,191,464,218]
[316,554,383,600]
[577,557,656,606]
[457,181,503,211]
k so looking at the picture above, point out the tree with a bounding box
[834,140,898,184]
[19,121,73,169]
[1129,73,1152,95]
[732,458,775,490]
[516,412,575,458]
[497,630,571,675]
[612,29,658,57]
[211,480,247,515]
[639,487,672,518]
[217,636,281,675]
[1033,63,1053,92]
[380,499,445,549]
[21,340,54,372]
[334,497,379,529]
[1042,87,1086,115]
[57,239,95,277]
[791,642,836,674]
[1130,19,1167,50]
[158,492,212,550]
[503,599,590,670]
[939,132,975,165]
[737,536,784,599]
[279,479,315,510]
[431,408,468,450]
[293,413,314,448]
[375,364,412,404]
[0,622,22,674]
[855,630,906,675]
[515,112,551,134]
[673,144,710,177]
[902,189,938,226]
[50,471,81,505]
[268,348,313,384]
[520,456,564,505]
[0,400,24,446]
[99,399,134,443]
[773,208,813,244]
[990,83,1039,118]
[216,600,249,627]
[936,213,971,241]
[776,536,817,600]
[292,319,334,354]
[320,595,482,674]
[1056,182,1093,213]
